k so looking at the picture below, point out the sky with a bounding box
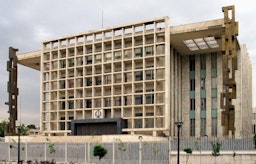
[0,0,255,126]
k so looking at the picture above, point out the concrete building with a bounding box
[17,6,252,138]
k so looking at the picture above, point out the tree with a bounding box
[27,124,36,129]
[19,124,29,136]
[93,145,108,161]
[0,120,8,137]
[211,140,221,164]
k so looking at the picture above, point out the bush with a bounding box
[93,145,108,160]
[211,141,221,157]
[253,134,256,149]
[184,148,192,154]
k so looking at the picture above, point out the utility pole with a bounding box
[5,47,19,136]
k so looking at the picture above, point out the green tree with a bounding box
[211,140,221,164]
[93,145,108,161]
[27,124,36,129]
[19,124,29,136]
[0,120,8,137]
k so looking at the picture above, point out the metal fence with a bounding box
[0,141,169,164]
[0,137,254,163]
[171,137,255,151]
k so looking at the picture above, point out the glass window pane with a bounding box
[145,46,153,56]
[135,48,142,57]
[190,119,195,136]
[135,95,143,105]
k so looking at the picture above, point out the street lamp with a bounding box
[17,126,21,164]
[138,136,143,164]
[175,122,183,164]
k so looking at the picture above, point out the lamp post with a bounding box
[138,136,143,164]
[175,122,183,164]
[17,126,21,164]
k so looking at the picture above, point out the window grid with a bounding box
[41,18,168,135]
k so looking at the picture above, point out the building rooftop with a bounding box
[17,17,231,70]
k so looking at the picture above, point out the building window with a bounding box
[77,57,83,66]
[211,52,217,69]
[189,55,195,71]
[68,80,74,88]
[146,70,154,80]
[201,98,206,110]
[190,119,195,136]
[104,97,111,107]
[135,71,143,81]
[135,119,142,128]
[135,48,142,57]
[200,78,205,90]
[61,101,65,110]
[68,100,74,109]
[95,54,101,63]
[104,53,112,62]
[104,75,111,84]
[124,73,128,82]
[145,46,153,56]
[86,99,92,108]
[60,80,66,89]
[60,122,65,130]
[212,98,217,109]
[190,99,195,111]
[114,74,122,83]
[95,98,101,108]
[114,51,122,60]
[60,60,66,68]
[67,122,71,130]
[67,117,74,130]
[145,118,154,128]
[114,96,122,106]
[95,76,102,85]
[86,55,92,64]
[68,58,74,67]
[145,94,154,104]
[212,77,217,89]
[124,96,128,106]
[200,54,206,70]
[212,117,217,137]
[86,78,92,86]
[201,118,206,136]
[124,49,132,59]
[134,95,143,105]
[190,79,195,91]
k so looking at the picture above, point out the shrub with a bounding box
[211,141,221,157]
[253,134,256,149]
[93,145,108,160]
[184,148,193,154]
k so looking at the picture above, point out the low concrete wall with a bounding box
[5,134,168,143]
[170,151,256,164]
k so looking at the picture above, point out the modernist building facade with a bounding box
[17,6,252,138]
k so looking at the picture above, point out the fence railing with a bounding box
[170,137,255,151]
[0,137,255,163]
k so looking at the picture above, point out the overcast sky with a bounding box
[0,0,255,126]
